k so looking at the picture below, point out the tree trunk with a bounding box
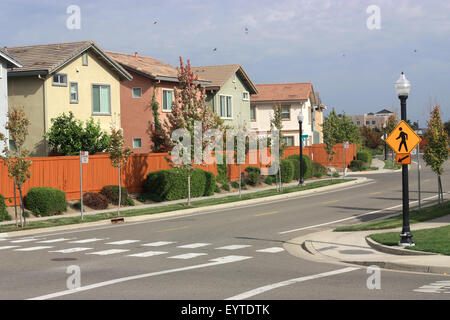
[18,186,25,228]
[438,175,443,205]
[239,165,242,198]
[14,182,18,227]
[118,166,121,216]
[188,167,191,206]
[279,167,282,192]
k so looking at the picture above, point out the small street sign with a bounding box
[343,141,349,149]
[81,151,89,164]
[396,153,411,165]
[386,120,422,154]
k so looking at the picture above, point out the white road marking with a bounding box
[279,194,444,234]
[216,245,251,250]
[37,238,71,244]
[177,243,210,249]
[414,281,450,294]
[50,248,93,254]
[11,238,38,243]
[28,255,252,300]
[0,246,20,250]
[168,253,207,260]
[69,238,104,244]
[105,240,140,245]
[226,267,359,300]
[15,246,53,252]
[87,249,129,256]
[256,247,285,253]
[142,241,175,247]
[128,251,168,258]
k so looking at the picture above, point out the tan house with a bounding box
[7,41,132,156]
[351,109,395,130]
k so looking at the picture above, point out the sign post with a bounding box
[80,151,89,220]
[343,141,349,176]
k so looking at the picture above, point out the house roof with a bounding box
[191,64,258,94]
[251,82,313,103]
[376,109,393,114]
[106,51,179,82]
[6,41,132,80]
[0,48,22,68]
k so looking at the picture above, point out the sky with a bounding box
[1,0,449,125]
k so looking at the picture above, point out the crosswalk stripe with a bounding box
[105,240,140,245]
[216,245,251,250]
[127,251,168,258]
[168,253,207,260]
[11,239,38,243]
[38,238,71,244]
[177,243,210,249]
[0,246,20,250]
[50,248,93,254]
[142,241,176,247]
[256,247,285,253]
[69,238,104,244]
[15,246,53,251]
[87,249,129,256]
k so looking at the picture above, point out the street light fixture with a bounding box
[297,113,304,186]
[395,72,414,246]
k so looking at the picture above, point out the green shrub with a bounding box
[357,151,372,165]
[350,160,363,171]
[280,159,295,183]
[144,168,207,202]
[314,172,323,178]
[101,185,128,205]
[241,180,247,187]
[264,176,273,185]
[83,192,109,210]
[72,201,81,210]
[203,171,216,196]
[288,154,312,180]
[333,172,340,178]
[247,171,259,186]
[136,193,149,203]
[231,181,240,189]
[312,162,327,175]
[244,166,261,174]
[125,197,135,206]
[216,154,228,184]
[214,184,220,193]
[221,183,230,191]
[0,194,11,221]
[25,187,67,216]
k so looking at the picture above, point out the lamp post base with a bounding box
[398,232,415,246]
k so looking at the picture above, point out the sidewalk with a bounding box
[287,215,450,275]
[345,157,402,175]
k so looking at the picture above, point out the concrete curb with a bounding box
[365,236,437,256]
[341,260,450,275]
[0,177,370,238]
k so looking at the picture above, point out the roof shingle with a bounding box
[251,83,313,102]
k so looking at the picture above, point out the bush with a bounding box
[247,171,259,186]
[101,185,128,205]
[245,166,261,174]
[288,154,312,180]
[333,172,340,178]
[83,192,109,210]
[350,160,363,171]
[280,159,295,183]
[25,187,66,216]
[314,172,323,178]
[216,154,228,184]
[221,183,230,191]
[0,194,11,221]
[231,181,240,189]
[125,197,135,206]
[144,168,207,202]
[264,176,273,185]
[357,151,372,165]
[203,171,216,196]
[214,184,220,193]
[312,162,327,176]
[241,180,247,187]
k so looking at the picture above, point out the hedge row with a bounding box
[24,187,67,216]
[0,194,11,221]
[144,168,216,202]
[357,151,372,165]
[287,154,312,180]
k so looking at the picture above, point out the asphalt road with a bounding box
[0,158,448,300]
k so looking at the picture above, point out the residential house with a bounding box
[106,51,180,153]
[192,64,258,128]
[351,109,395,130]
[250,83,324,147]
[7,41,132,156]
[0,48,22,152]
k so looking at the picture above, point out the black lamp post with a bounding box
[297,113,304,186]
[395,72,414,246]
[383,123,387,161]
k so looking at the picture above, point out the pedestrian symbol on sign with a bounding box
[396,127,408,152]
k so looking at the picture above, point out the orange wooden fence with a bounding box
[0,143,356,206]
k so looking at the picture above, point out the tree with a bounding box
[45,112,110,156]
[385,114,398,162]
[270,104,285,191]
[336,113,362,144]
[406,119,420,131]
[0,107,32,227]
[423,106,449,204]
[150,86,172,153]
[107,126,132,216]
[360,126,382,149]
[165,57,219,205]
[322,109,340,176]
[444,120,450,143]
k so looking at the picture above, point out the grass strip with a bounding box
[0,179,353,233]
[369,225,450,255]
[335,200,450,232]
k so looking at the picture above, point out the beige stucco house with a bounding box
[7,41,132,156]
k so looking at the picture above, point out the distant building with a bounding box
[351,109,395,130]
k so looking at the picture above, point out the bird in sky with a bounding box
[153,21,157,24]
[245,27,249,34]
[213,48,217,52]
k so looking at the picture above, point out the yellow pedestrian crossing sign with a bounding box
[386,120,422,154]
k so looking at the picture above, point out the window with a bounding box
[281,105,290,120]
[132,88,142,98]
[283,136,294,146]
[82,53,88,66]
[357,121,360,125]
[162,90,173,111]
[250,106,256,121]
[133,138,142,148]
[243,91,249,101]
[92,84,111,114]
[8,140,16,152]
[70,82,78,103]
[53,73,67,86]
[372,120,376,125]
[366,121,370,125]
[219,95,232,118]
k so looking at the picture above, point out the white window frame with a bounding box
[283,136,295,147]
[281,105,291,120]
[162,89,174,112]
[53,73,68,87]
[250,105,256,121]
[92,84,111,115]
[219,94,233,119]
[133,138,142,149]
[132,87,142,98]
[70,82,79,104]
[242,91,249,101]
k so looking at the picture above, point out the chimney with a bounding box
[3,46,7,52]
[134,52,138,58]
